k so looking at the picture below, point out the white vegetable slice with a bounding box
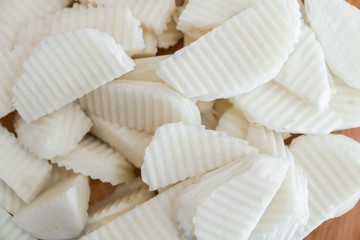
[0,180,25,215]
[141,122,258,190]
[15,103,92,160]
[49,4,144,56]
[80,177,197,240]
[13,174,90,240]
[0,126,52,203]
[157,0,301,101]
[133,30,158,57]
[231,81,342,134]
[13,28,135,123]
[43,164,75,191]
[274,22,330,110]
[120,55,170,82]
[216,106,249,139]
[156,20,183,49]
[80,80,201,134]
[0,207,36,240]
[0,45,33,118]
[246,123,287,158]
[0,0,72,49]
[16,15,53,46]
[192,154,290,240]
[90,114,152,168]
[305,0,360,89]
[52,136,134,185]
[290,134,360,239]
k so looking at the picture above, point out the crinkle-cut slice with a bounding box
[43,164,75,191]
[15,103,92,160]
[132,30,158,57]
[0,180,25,215]
[90,115,152,168]
[120,55,169,82]
[0,45,33,118]
[177,0,261,33]
[330,80,360,130]
[13,29,134,123]
[141,122,258,190]
[274,23,330,110]
[80,177,196,240]
[0,126,52,203]
[79,0,176,35]
[290,134,360,239]
[191,154,289,240]
[16,15,53,46]
[305,0,360,89]
[80,80,201,134]
[156,20,183,49]
[85,181,155,233]
[49,5,144,56]
[246,123,287,158]
[201,112,218,130]
[13,174,90,240]
[197,101,215,114]
[216,106,249,139]
[157,0,301,101]
[52,136,134,185]
[231,81,342,134]
[0,207,36,240]
[0,0,72,49]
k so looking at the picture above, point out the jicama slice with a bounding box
[85,180,155,233]
[305,0,360,89]
[0,45,33,118]
[0,180,25,215]
[80,80,201,134]
[0,0,72,49]
[0,126,52,203]
[216,106,249,139]
[191,154,289,240]
[13,28,134,123]
[43,164,75,191]
[157,0,301,101]
[246,123,287,158]
[231,81,342,134]
[120,55,170,82]
[156,20,183,49]
[52,136,134,185]
[141,122,258,190]
[13,175,90,240]
[290,134,360,239]
[15,103,92,159]
[133,31,158,57]
[16,15,53,46]
[274,22,330,110]
[90,114,152,168]
[0,207,36,240]
[49,4,144,56]
[80,177,196,240]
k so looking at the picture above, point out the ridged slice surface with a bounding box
[274,23,330,110]
[305,0,360,89]
[177,0,261,33]
[246,123,287,158]
[141,122,258,190]
[0,0,71,49]
[16,15,53,46]
[13,175,90,240]
[157,0,301,101]
[90,114,152,168]
[133,31,158,57]
[0,126,52,203]
[50,4,144,56]
[15,103,92,160]
[0,45,33,118]
[42,164,75,191]
[80,80,201,134]
[290,134,360,239]
[0,207,36,240]
[216,106,249,139]
[80,177,196,240]
[13,28,135,123]
[231,81,342,134]
[193,154,290,240]
[52,136,134,185]
[156,20,183,49]
[120,55,169,82]
[0,180,25,215]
